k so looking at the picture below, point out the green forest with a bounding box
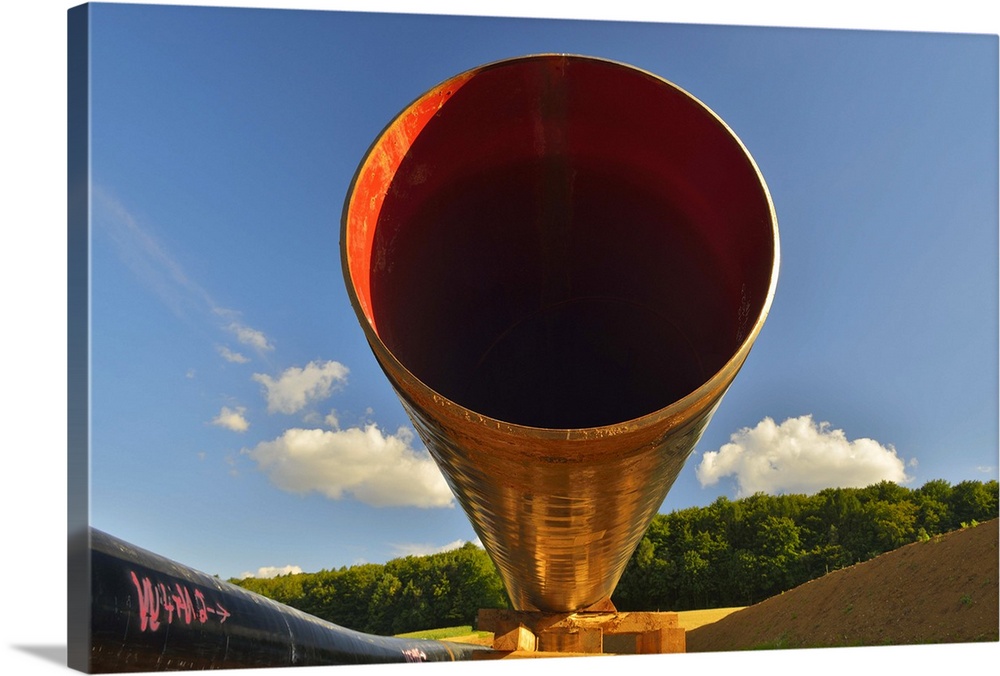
[231,478,997,635]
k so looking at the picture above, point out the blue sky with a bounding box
[80,3,999,583]
[2,3,999,675]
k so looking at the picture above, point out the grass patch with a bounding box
[676,606,745,630]
[394,625,491,641]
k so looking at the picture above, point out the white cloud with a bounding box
[229,323,274,352]
[218,345,250,363]
[225,453,240,477]
[238,564,303,580]
[253,360,349,414]
[94,190,276,370]
[94,187,217,319]
[212,406,250,433]
[243,424,454,508]
[390,539,475,558]
[696,415,912,498]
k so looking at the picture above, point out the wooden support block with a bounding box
[601,611,679,633]
[633,627,686,654]
[476,608,504,632]
[537,626,603,654]
[478,608,572,634]
[477,608,685,655]
[660,627,686,654]
[493,623,537,652]
[636,630,661,655]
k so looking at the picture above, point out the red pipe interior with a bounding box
[351,57,774,429]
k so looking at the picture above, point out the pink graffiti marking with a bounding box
[129,570,231,633]
[194,588,209,623]
[205,602,231,623]
[402,648,427,663]
[129,572,160,632]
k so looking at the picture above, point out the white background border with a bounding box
[2,2,997,675]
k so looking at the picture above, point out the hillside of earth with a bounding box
[686,519,998,651]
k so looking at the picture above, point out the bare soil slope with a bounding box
[687,520,998,652]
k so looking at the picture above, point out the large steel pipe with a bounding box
[87,528,488,672]
[341,54,778,612]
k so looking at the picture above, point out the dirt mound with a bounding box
[687,520,998,652]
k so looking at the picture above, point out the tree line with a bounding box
[233,540,509,636]
[232,478,997,633]
[614,478,998,611]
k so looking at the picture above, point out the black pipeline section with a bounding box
[86,528,490,672]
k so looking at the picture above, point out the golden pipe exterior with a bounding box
[341,54,778,612]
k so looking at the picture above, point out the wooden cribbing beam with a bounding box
[477,609,685,657]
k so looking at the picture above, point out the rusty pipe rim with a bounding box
[340,53,779,445]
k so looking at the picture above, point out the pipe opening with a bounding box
[346,56,775,430]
